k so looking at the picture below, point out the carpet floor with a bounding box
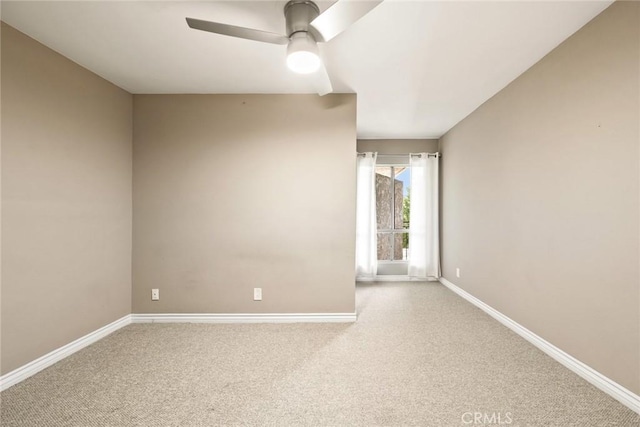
[1,282,638,426]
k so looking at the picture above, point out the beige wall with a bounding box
[1,23,133,375]
[357,139,438,154]
[133,94,356,314]
[0,14,4,377]
[439,1,639,394]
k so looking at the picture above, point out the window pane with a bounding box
[400,232,409,261]
[395,167,411,230]
[377,233,392,261]
[394,233,405,260]
[375,167,392,230]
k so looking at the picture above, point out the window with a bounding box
[375,164,411,262]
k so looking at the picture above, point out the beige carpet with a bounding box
[1,282,638,426]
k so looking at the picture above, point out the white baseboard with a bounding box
[439,277,640,414]
[0,314,132,392]
[131,313,357,323]
[357,275,432,282]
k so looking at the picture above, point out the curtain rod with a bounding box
[357,152,440,158]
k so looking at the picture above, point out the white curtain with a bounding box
[408,153,440,279]
[355,152,378,277]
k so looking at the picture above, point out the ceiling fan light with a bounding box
[287,32,321,74]
[287,51,321,74]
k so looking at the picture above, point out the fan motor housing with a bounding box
[284,1,320,36]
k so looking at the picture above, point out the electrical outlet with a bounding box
[253,288,262,301]
[151,288,159,301]
[456,268,460,278]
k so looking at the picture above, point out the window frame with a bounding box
[376,162,410,262]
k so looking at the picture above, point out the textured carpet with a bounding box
[1,282,638,426]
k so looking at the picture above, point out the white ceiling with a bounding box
[2,0,613,138]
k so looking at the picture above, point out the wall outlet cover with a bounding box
[253,288,262,301]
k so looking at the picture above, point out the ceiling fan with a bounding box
[186,0,384,96]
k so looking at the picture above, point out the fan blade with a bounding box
[186,17,289,45]
[312,60,333,96]
[310,0,384,43]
